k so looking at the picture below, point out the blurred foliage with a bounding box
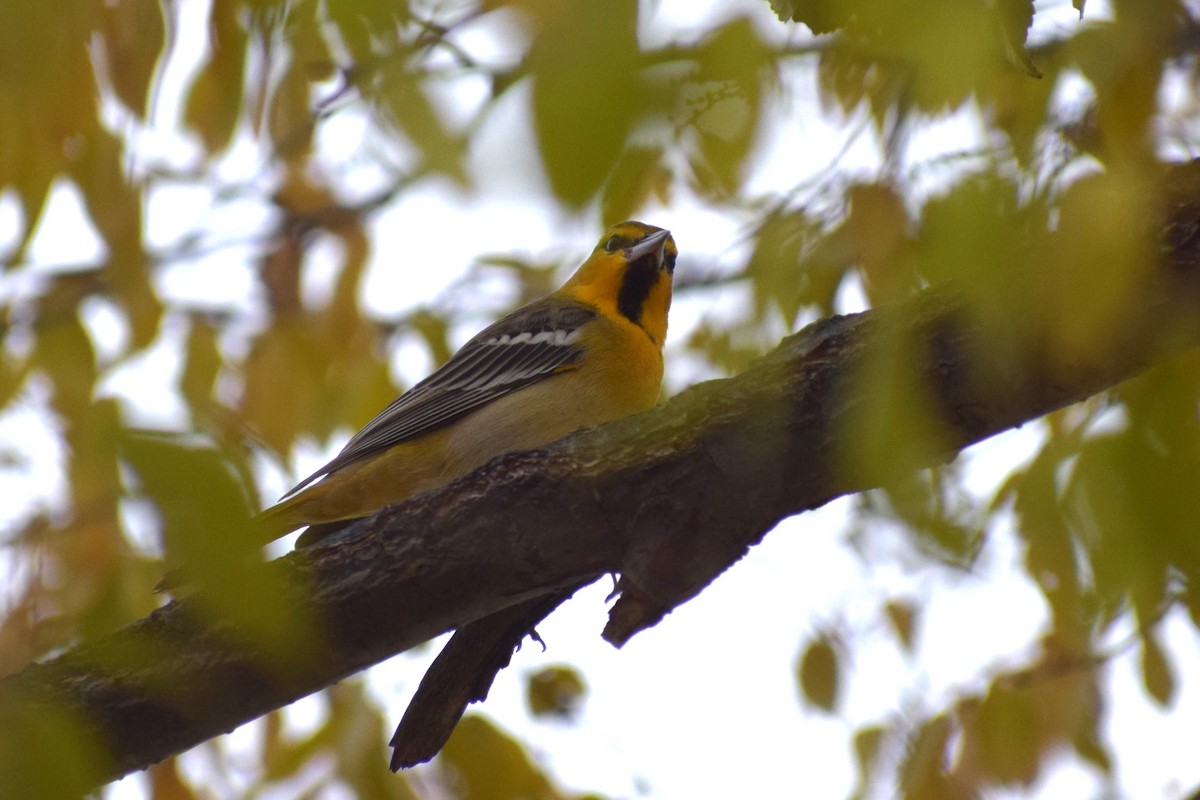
[2,0,1200,797]
[526,664,587,720]
[797,632,841,712]
[440,714,571,800]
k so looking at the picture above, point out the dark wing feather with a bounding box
[284,300,597,495]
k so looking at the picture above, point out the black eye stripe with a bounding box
[604,235,625,253]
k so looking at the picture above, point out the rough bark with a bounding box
[3,161,1200,798]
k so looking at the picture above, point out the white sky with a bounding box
[4,0,1200,798]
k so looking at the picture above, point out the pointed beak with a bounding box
[626,229,671,268]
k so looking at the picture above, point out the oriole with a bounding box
[259,220,676,545]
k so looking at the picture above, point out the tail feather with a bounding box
[253,498,302,545]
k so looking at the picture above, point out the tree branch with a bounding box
[4,161,1200,797]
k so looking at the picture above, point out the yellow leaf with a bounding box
[0,1,97,261]
[180,316,222,415]
[995,0,1042,78]
[968,684,1040,785]
[241,323,325,456]
[69,126,162,348]
[326,0,410,62]
[62,398,123,542]
[898,714,954,800]
[853,724,887,782]
[99,0,166,119]
[440,715,567,800]
[183,0,247,155]
[289,4,336,83]
[797,635,840,712]
[526,664,586,720]
[268,61,315,161]
[817,43,869,117]
[32,314,96,418]
[1140,631,1176,707]
[148,758,202,800]
[409,308,452,368]
[885,600,918,653]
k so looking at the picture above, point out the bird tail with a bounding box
[253,498,304,545]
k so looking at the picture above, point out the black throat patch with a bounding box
[617,257,661,332]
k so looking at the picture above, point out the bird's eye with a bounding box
[603,235,623,253]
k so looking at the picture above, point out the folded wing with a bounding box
[285,300,597,495]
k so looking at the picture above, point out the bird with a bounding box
[257,220,677,545]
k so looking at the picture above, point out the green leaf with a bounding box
[747,209,810,322]
[838,324,963,493]
[686,18,772,197]
[120,430,315,662]
[376,67,467,185]
[601,145,670,226]
[816,41,871,117]
[0,686,113,800]
[530,0,640,207]
[1062,372,1200,620]
[1046,172,1155,363]
[1000,422,1091,636]
[119,430,255,560]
